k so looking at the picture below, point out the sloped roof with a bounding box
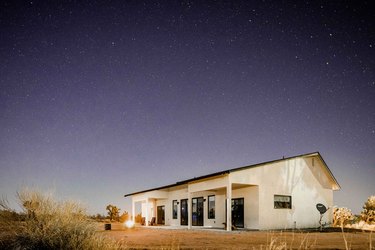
[124,151,340,197]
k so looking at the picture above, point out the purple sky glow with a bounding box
[0,1,374,215]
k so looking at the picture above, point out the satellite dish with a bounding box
[316,203,327,214]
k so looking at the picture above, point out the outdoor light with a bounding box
[124,220,135,228]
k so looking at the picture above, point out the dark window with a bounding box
[274,195,292,209]
[172,200,178,219]
[208,195,215,219]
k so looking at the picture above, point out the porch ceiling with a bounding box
[133,196,168,202]
[232,183,255,189]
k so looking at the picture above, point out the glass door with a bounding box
[157,206,165,225]
[232,198,244,228]
[192,197,204,226]
[180,199,188,225]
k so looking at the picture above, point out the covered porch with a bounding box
[187,176,258,231]
[131,190,168,226]
[129,175,259,231]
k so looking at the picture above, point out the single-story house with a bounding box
[124,152,340,231]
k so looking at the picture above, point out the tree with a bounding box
[106,204,120,222]
[361,195,375,223]
[333,207,354,227]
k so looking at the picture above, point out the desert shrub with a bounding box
[333,206,354,227]
[135,213,143,223]
[351,214,361,224]
[119,211,130,223]
[0,189,121,249]
[361,195,375,224]
[0,209,24,222]
[89,213,106,221]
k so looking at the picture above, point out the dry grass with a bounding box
[100,225,375,249]
[0,189,121,249]
[262,231,316,250]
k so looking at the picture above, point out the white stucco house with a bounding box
[124,152,340,231]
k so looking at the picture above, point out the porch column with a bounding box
[145,198,149,226]
[131,199,135,222]
[226,180,232,231]
[188,191,192,229]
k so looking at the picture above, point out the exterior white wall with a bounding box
[132,190,168,202]
[230,156,334,229]
[188,176,227,193]
[163,189,180,226]
[167,187,188,226]
[232,186,259,229]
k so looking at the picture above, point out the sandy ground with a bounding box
[98,223,374,249]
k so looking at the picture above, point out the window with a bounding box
[172,200,178,219]
[274,195,292,209]
[208,195,215,219]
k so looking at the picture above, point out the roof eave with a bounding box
[315,152,341,190]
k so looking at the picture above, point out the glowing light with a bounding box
[125,220,135,228]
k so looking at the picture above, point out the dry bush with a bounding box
[333,206,354,227]
[119,211,130,223]
[361,195,375,224]
[134,213,143,223]
[0,189,122,249]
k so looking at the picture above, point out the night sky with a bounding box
[1,1,374,215]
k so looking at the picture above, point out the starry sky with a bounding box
[1,1,374,215]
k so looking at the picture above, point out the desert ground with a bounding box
[98,223,374,249]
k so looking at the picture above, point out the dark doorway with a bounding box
[192,197,204,226]
[180,199,188,225]
[157,206,165,225]
[232,198,244,228]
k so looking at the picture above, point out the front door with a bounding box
[192,197,204,226]
[180,199,188,225]
[157,206,165,225]
[232,198,244,228]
